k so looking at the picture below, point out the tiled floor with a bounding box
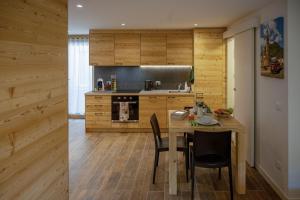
[69,119,281,200]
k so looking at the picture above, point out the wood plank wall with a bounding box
[193,28,226,109]
[0,0,68,199]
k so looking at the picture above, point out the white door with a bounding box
[234,29,255,166]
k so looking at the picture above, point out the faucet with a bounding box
[177,83,182,90]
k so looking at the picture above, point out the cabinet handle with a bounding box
[94,112,104,116]
[115,62,123,65]
[168,96,176,99]
[148,96,157,99]
[94,96,103,99]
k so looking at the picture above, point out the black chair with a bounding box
[190,131,233,200]
[150,113,189,184]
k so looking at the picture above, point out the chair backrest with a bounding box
[193,131,232,162]
[150,113,162,149]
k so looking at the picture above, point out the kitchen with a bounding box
[1,0,300,200]
[84,29,225,133]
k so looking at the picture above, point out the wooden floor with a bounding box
[69,119,281,200]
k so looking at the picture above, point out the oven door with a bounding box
[111,101,139,122]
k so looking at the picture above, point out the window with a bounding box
[68,36,92,115]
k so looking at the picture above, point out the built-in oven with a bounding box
[111,95,139,122]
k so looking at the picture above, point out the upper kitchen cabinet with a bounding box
[89,31,115,66]
[140,33,167,65]
[166,31,194,65]
[193,28,226,109]
[114,33,141,66]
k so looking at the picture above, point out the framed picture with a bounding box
[260,16,284,79]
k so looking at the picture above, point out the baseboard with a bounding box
[256,165,289,200]
[288,189,300,200]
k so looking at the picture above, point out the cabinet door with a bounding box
[141,33,167,65]
[167,96,194,111]
[114,33,141,66]
[193,29,226,109]
[139,96,167,128]
[167,32,193,65]
[89,32,114,66]
[85,96,111,128]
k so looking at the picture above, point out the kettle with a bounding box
[144,80,153,91]
[97,78,104,91]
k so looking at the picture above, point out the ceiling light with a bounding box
[76,4,83,8]
[121,23,126,26]
[194,24,198,27]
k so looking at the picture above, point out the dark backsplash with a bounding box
[94,66,191,90]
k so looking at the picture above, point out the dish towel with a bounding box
[119,102,129,121]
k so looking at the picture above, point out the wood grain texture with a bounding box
[69,119,281,200]
[89,33,115,66]
[114,33,141,66]
[193,28,226,110]
[167,31,194,65]
[139,96,167,128]
[85,96,111,129]
[0,0,68,199]
[140,33,167,65]
[89,30,194,66]
[166,96,195,111]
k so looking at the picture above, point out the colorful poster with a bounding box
[260,17,284,78]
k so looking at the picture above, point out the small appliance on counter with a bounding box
[97,78,104,91]
[111,74,117,92]
[144,80,153,91]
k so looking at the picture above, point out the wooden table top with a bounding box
[168,110,245,134]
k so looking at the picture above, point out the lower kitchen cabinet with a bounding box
[85,96,111,129]
[85,94,195,132]
[139,96,167,129]
[167,96,195,110]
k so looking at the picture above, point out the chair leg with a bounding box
[228,164,234,200]
[187,146,190,169]
[152,151,158,184]
[156,151,160,167]
[185,149,189,182]
[191,161,195,200]
[218,167,222,180]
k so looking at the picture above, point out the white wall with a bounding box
[227,38,235,109]
[227,0,289,198]
[287,0,300,198]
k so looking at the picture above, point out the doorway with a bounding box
[227,29,255,167]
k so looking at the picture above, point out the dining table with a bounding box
[168,110,247,195]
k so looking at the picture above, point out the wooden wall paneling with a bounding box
[167,31,194,65]
[0,0,68,199]
[140,33,167,65]
[193,29,226,109]
[89,32,115,66]
[114,33,141,66]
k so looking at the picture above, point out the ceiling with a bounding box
[68,0,274,34]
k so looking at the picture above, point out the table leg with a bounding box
[169,128,177,195]
[235,131,247,194]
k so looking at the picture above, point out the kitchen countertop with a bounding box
[85,90,194,96]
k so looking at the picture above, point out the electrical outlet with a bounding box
[275,101,282,112]
[275,160,282,171]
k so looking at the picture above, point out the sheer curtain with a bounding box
[68,36,92,115]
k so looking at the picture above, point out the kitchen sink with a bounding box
[168,90,188,93]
